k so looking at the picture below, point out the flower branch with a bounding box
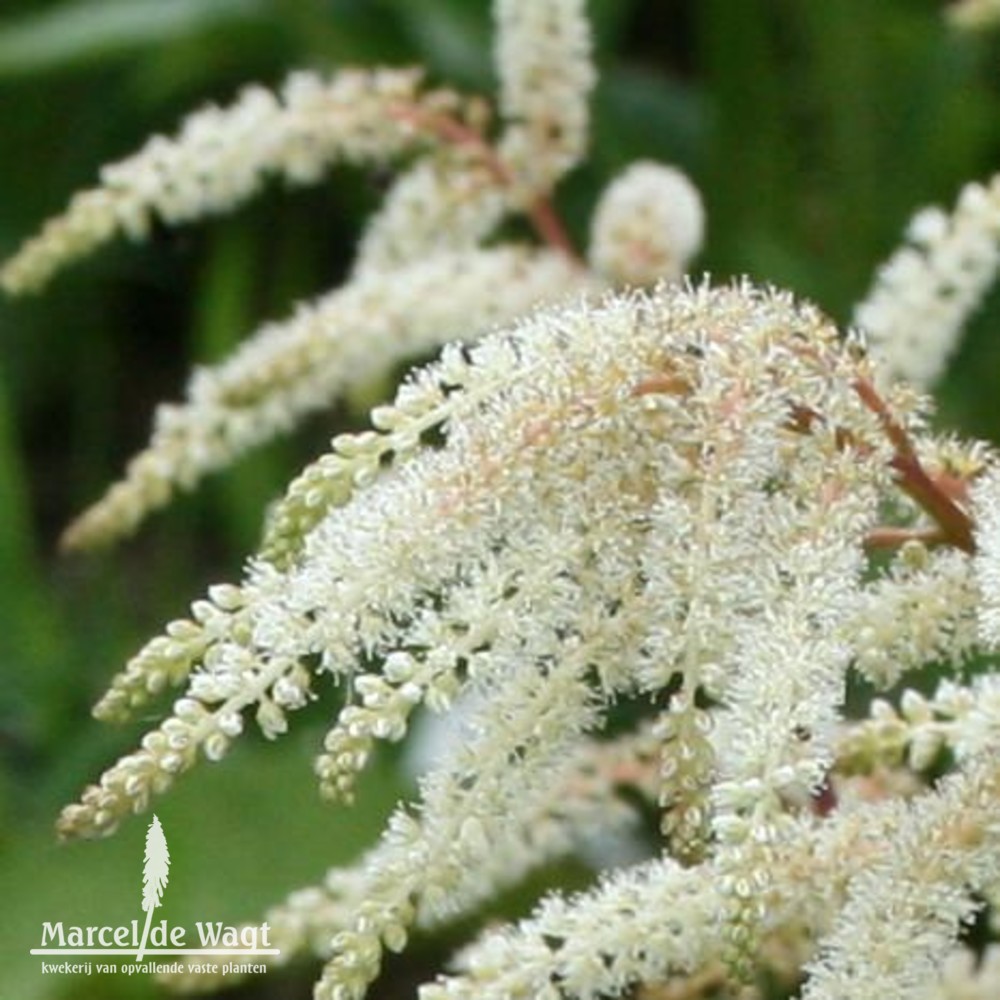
[386,101,582,261]
[853,376,976,553]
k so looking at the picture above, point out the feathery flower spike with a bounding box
[855,176,1000,388]
[0,68,460,295]
[61,247,593,551]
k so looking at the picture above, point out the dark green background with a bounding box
[1,1,998,997]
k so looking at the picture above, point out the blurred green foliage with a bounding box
[2,1,1000,997]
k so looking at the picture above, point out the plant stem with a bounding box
[388,103,582,263]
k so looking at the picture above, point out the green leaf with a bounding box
[0,0,265,77]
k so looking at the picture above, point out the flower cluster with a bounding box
[60,247,593,550]
[49,278,1000,1000]
[3,0,703,552]
[1,68,452,295]
[854,177,1000,388]
[589,162,705,287]
[10,3,1000,1000]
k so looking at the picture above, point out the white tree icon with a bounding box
[136,814,170,961]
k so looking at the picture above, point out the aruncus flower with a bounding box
[54,276,999,1000]
[1,0,703,551]
[855,177,1000,388]
[10,2,1000,1000]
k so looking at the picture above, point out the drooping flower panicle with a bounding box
[54,274,998,1000]
[0,68,463,296]
[60,247,594,551]
[9,2,1000,1000]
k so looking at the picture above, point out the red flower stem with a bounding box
[863,526,947,551]
[388,103,582,263]
[853,377,975,553]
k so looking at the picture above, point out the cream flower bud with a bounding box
[589,161,705,286]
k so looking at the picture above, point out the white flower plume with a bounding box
[16,3,1000,1000]
[61,247,593,551]
[855,176,1000,389]
[54,277,995,1000]
[0,68,465,296]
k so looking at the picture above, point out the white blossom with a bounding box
[424,857,722,1000]
[61,247,593,550]
[54,279,977,1000]
[974,464,1000,646]
[589,161,705,286]
[949,0,1000,30]
[804,760,1000,1000]
[0,69,461,295]
[851,547,980,688]
[855,177,1000,388]
[494,0,595,203]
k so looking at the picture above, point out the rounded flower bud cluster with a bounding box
[589,161,705,286]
